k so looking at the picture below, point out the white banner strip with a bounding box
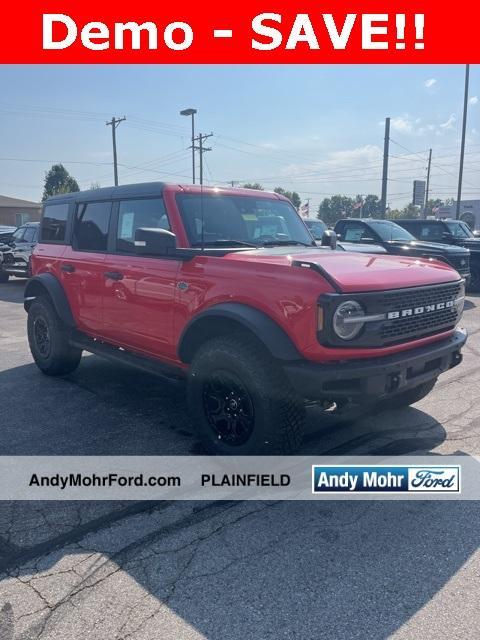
[0,456,478,500]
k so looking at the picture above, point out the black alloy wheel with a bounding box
[202,370,255,446]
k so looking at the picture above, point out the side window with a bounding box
[116,198,169,253]
[23,227,36,243]
[41,203,69,243]
[343,223,367,242]
[74,202,112,252]
[417,223,444,242]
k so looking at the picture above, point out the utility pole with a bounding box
[456,64,470,219]
[106,116,126,186]
[380,117,390,218]
[423,148,432,218]
[193,133,213,185]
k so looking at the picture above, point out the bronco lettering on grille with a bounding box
[387,300,455,320]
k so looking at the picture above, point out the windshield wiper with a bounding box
[191,240,258,248]
[260,240,313,247]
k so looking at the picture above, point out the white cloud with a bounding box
[439,114,456,130]
[424,78,437,89]
[391,115,415,134]
[469,96,479,106]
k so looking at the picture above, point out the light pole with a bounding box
[180,108,197,184]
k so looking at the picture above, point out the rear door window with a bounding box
[343,222,369,242]
[41,203,69,243]
[116,198,169,253]
[74,202,112,252]
[416,223,445,242]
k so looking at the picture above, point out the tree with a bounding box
[242,183,264,191]
[361,194,380,218]
[42,164,80,201]
[318,195,355,225]
[274,187,301,209]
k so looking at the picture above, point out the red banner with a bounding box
[0,0,478,63]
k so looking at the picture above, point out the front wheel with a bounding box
[187,334,305,454]
[0,271,9,283]
[27,297,82,376]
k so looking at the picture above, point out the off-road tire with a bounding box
[187,334,305,454]
[380,378,437,410]
[0,271,9,283]
[27,296,82,375]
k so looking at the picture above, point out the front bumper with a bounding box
[284,328,467,403]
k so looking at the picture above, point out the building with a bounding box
[0,195,42,227]
[437,200,480,229]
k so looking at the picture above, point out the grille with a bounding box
[2,253,14,264]
[377,282,462,344]
[447,253,470,274]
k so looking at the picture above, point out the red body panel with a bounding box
[31,184,463,367]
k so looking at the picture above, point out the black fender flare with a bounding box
[24,273,76,328]
[178,302,302,363]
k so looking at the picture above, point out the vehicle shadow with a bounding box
[0,280,25,304]
[0,359,471,640]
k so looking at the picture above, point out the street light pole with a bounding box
[456,64,470,219]
[180,108,197,184]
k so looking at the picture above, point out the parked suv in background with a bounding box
[304,217,386,254]
[0,222,39,281]
[334,218,471,282]
[397,218,480,291]
[25,183,466,454]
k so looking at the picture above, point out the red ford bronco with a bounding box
[25,183,467,454]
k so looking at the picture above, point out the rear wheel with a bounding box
[27,297,82,375]
[0,271,9,283]
[187,334,305,454]
[380,378,437,410]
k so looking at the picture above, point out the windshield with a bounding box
[12,228,25,241]
[446,221,474,239]
[304,220,327,240]
[367,220,415,242]
[176,194,314,247]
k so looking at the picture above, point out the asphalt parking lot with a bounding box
[1,278,480,639]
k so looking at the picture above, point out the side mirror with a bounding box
[442,232,454,241]
[321,229,337,250]
[134,227,177,256]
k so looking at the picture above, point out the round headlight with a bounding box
[333,301,365,340]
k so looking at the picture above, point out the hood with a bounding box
[387,240,469,255]
[226,246,461,293]
[336,241,387,254]
[457,238,480,252]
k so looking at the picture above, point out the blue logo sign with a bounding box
[312,465,460,493]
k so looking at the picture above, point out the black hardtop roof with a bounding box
[399,218,458,224]
[337,218,401,224]
[45,182,166,205]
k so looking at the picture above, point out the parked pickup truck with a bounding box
[397,218,480,291]
[333,218,471,283]
[25,183,467,454]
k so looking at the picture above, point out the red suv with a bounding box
[25,183,467,454]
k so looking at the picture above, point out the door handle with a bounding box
[61,264,75,273]
[104,271,124,281]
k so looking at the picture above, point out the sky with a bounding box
[0,64,478,211]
